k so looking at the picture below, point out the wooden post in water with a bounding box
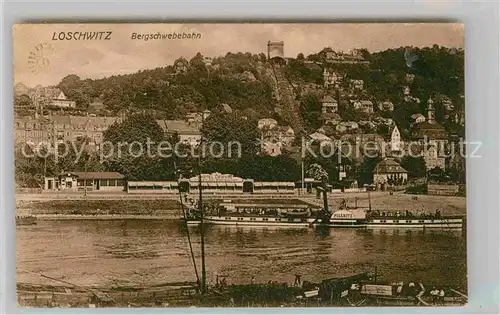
[368,189,372,212]
[174,162,200,286]
[199,116,207,294]
[301,159,305,195]
[322,182,329,213]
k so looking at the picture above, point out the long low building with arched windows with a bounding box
[126,173,300,195]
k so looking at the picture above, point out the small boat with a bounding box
[358,282,467,306]
[16,215,37,226]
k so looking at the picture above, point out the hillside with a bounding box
[16,46,464,137]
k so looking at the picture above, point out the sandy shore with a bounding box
[17,193,467,219]
[33,214,182,220]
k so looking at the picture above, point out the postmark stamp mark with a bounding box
[28,43,55,74]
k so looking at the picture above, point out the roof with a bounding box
[90,100,105,109]
[51,115,72,125]
[156,120,168,132]
[69,116,90,127]
[321,95,336,103]
[49,116,118,128]
[60,171,125,180]
[413,121,448,140]
[164,120,200,135]
[340,133,384,144]
[309,132,332,142]
[258,118,278,127]
[35,87,62,99]
[411,113,425,119]
[374,159,408,174]
[221,103,233,113]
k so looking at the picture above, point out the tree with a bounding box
[299,94,322,132]
[102,113,170,180]
[234,155,300,181]
[57,74,93,109]
[428,166,448,183]
[14,94,33,108]
[201,112,260,157]
[297,53,305,61]
[306,163,328,183]
[104,112,164,144]
[400,156,427,179]
[338,101,359,122]
[359,156,382,186]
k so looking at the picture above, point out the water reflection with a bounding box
[17,219,466,288]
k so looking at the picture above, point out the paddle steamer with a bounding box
[185,190,463,229]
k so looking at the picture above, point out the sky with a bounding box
[13,23,464,87]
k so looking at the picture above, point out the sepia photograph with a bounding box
[13,23,467,308]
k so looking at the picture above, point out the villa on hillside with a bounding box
[373,159,408,190]
[156,119,201,146]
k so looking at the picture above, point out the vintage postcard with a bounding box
[14,23,466,308]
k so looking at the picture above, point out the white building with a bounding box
[258,118,278,130]
[373,159,408,189]
[49,91,76,108]
[411,113,426,124]
[390,124,402,152]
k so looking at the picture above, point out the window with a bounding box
[108,180,116,186]
[100,180,108,187]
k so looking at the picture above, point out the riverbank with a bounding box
[16,198,311,219]
[34,215,184,220]
[17,279,467,308]
[16,193,467,218]
[16,199,183,217]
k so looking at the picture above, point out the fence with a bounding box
[427,184,459,196]
[16,188,42,194]
[343,188,367,193]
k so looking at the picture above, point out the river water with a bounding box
[17,219,466,289]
